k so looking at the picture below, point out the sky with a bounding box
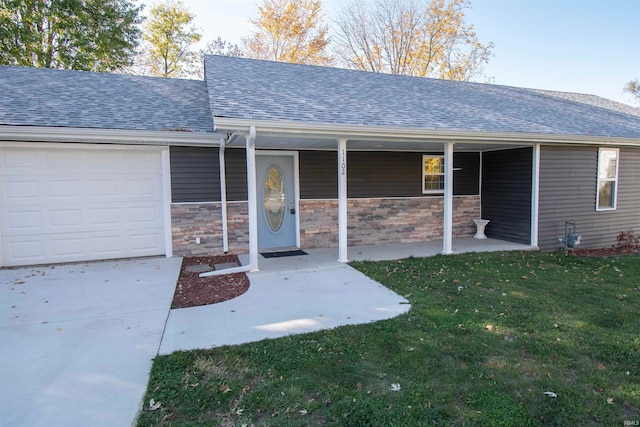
[164,0,640,106]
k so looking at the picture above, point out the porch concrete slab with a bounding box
[348,238,536,262]
[159,263,410,355]
[244,238,535,273]
[0,257,182,427]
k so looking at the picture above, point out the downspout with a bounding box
[200,126,259,277]
[219,136,229,253]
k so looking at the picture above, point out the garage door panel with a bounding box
[5,239,45,262]
[1,146,166,266]
[3,178,40,200]
[3,204,163,236]
[4,228,166,264]
[1,149,42,168]
[129,229,164,252]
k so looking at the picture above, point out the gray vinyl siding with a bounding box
[170,146,220,203]
[299,150,480,199]
[481,148,532,244]
[225,148,248,201]
[454,153,480,196]
[348,152,423,198]
[299,151,337,199]
[170,146,247,203]
[538,145,640,250]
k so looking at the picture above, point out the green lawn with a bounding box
[137,251,640,426]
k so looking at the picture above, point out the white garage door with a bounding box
[1,146,167,267]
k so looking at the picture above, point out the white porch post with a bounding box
[442,142,454,254]
[530,143,541,248]
[246,126,259,271]
[219,137,229,253]
[338,138,348,262]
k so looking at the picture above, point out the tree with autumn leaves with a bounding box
[243,0,332,66]
[245,0,492,82]
[334,0,493,81]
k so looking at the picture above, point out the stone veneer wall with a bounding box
[299,196,480,249]
[172,196,480,256]
[171,202,248,257]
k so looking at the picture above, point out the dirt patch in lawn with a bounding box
[171,255,250,309]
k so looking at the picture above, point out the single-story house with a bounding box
[1,55,639,269]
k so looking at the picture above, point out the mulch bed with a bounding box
[569,247,629,257]
[171,255,250,309]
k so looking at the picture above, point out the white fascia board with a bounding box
[0,125,225,146]
[214,118,640,147]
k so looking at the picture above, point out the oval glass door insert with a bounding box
[263,166,286,232]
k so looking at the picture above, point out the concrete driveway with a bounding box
[0,257,182,427]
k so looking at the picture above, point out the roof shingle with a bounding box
[204,55,640,139]
[0,66,214,133]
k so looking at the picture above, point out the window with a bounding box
[596,148,619,210]
[423,155,444,194]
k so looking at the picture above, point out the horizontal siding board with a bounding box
[481,148,532,244]
[538,145,640,250]
[348,152,423,198]
[454,152,480,195]
[299,151,338,199]
[299,150,480,199]
[225,148,248,201]
[170,146,221,203]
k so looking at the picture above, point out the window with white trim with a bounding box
[596,148,619,210]
[422,155,444,194]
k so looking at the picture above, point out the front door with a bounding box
[256,153,297,250]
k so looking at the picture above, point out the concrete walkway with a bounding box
[159,261,410,355]
[0,257,182,427]
[159,238,532,355]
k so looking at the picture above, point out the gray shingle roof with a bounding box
[0,66,214,133]
[204,55,640,139]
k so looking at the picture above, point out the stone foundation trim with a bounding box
[299,196,480,249]
[171,196,480,256]
[171,202,249,257]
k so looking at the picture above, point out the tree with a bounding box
[623,79,640,105]
[0,0,142,71]
[202,37,244,58]
[141,0,201,78]
[190,37,244,79]
[244,0,332,66]
[334,0,493,81]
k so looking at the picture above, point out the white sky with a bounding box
[146,0,640,106]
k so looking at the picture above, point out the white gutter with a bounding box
[200,126,259,277]
[213,118,640,147]
[0,125,225,146]
[219,136,229,253]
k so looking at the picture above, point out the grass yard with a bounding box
[137,251,639,426]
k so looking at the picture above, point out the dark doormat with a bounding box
[260,250,308,258]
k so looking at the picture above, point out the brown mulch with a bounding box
[171,254,250,309]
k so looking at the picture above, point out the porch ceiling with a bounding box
[228,133,530,152]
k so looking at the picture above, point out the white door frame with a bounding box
[256,150,301,249]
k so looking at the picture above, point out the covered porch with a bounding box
[200,121,541,276]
